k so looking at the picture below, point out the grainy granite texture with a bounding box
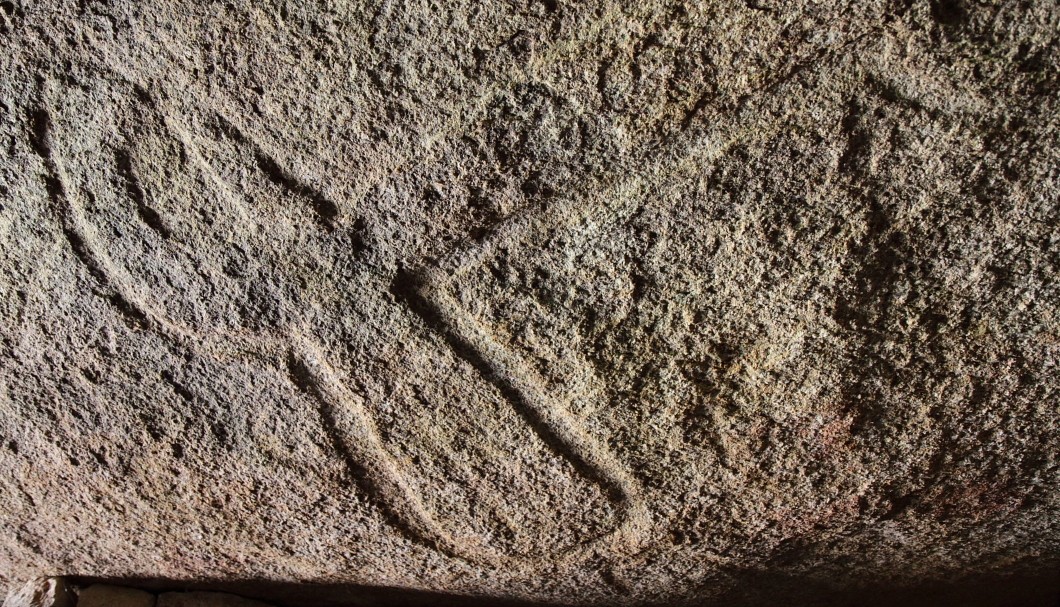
[0,0,1058,605]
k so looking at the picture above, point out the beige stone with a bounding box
[77,585,155,607]
[1,1,1058,605]
[1,579,72,607]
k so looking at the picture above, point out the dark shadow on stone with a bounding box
[694,565,1060,607]
[69,564,1060,607]
[65,577,568,607]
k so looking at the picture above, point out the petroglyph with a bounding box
[28,74,624,566]
[384,28,904,563]
[4,1,1058,602]
[399,26,1008,558]
[35,16,893,565]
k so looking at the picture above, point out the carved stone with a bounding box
[0,1,1057,605]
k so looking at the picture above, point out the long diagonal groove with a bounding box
[52,17,892,566]
[394,28,888,563]
[287,333,506,564]
[391,271,652,562]
[30,77,509,566]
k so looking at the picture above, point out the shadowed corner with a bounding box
[62,577,570,607]
[697,563,1060,607]
[65,563,1060,607]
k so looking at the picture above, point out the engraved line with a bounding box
[397,270,651,562]
[31,77,521,566]
[397,28,888,563]
[114,148,171,239]
[287,332,506,565]
[210,111,342,231]
[30,88,284,361]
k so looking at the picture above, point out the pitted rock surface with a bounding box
[1,1,1058,605]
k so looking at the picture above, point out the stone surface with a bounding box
[0,0,1058,606]
[77,584,155,607]
[1,578,72,607]
[156,592,271,607]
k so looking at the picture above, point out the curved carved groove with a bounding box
[30,90,279,359]
[287,335,506,564]
[209,111,341,231]
[39,100,639,565]
[28,84,515,566]
[396,269,652,564]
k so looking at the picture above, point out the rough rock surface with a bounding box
[1,578,72,607]
[0,0,1058,605]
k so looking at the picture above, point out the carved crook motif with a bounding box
[31,76,648,567]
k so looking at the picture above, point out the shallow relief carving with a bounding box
[29,69,641,567]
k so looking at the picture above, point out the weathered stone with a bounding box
[156,592,271,607]
[0,0,1058,605]
[77,585,155,607]
[1,579,72,607]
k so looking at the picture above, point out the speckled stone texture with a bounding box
[0,0,1058,605]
